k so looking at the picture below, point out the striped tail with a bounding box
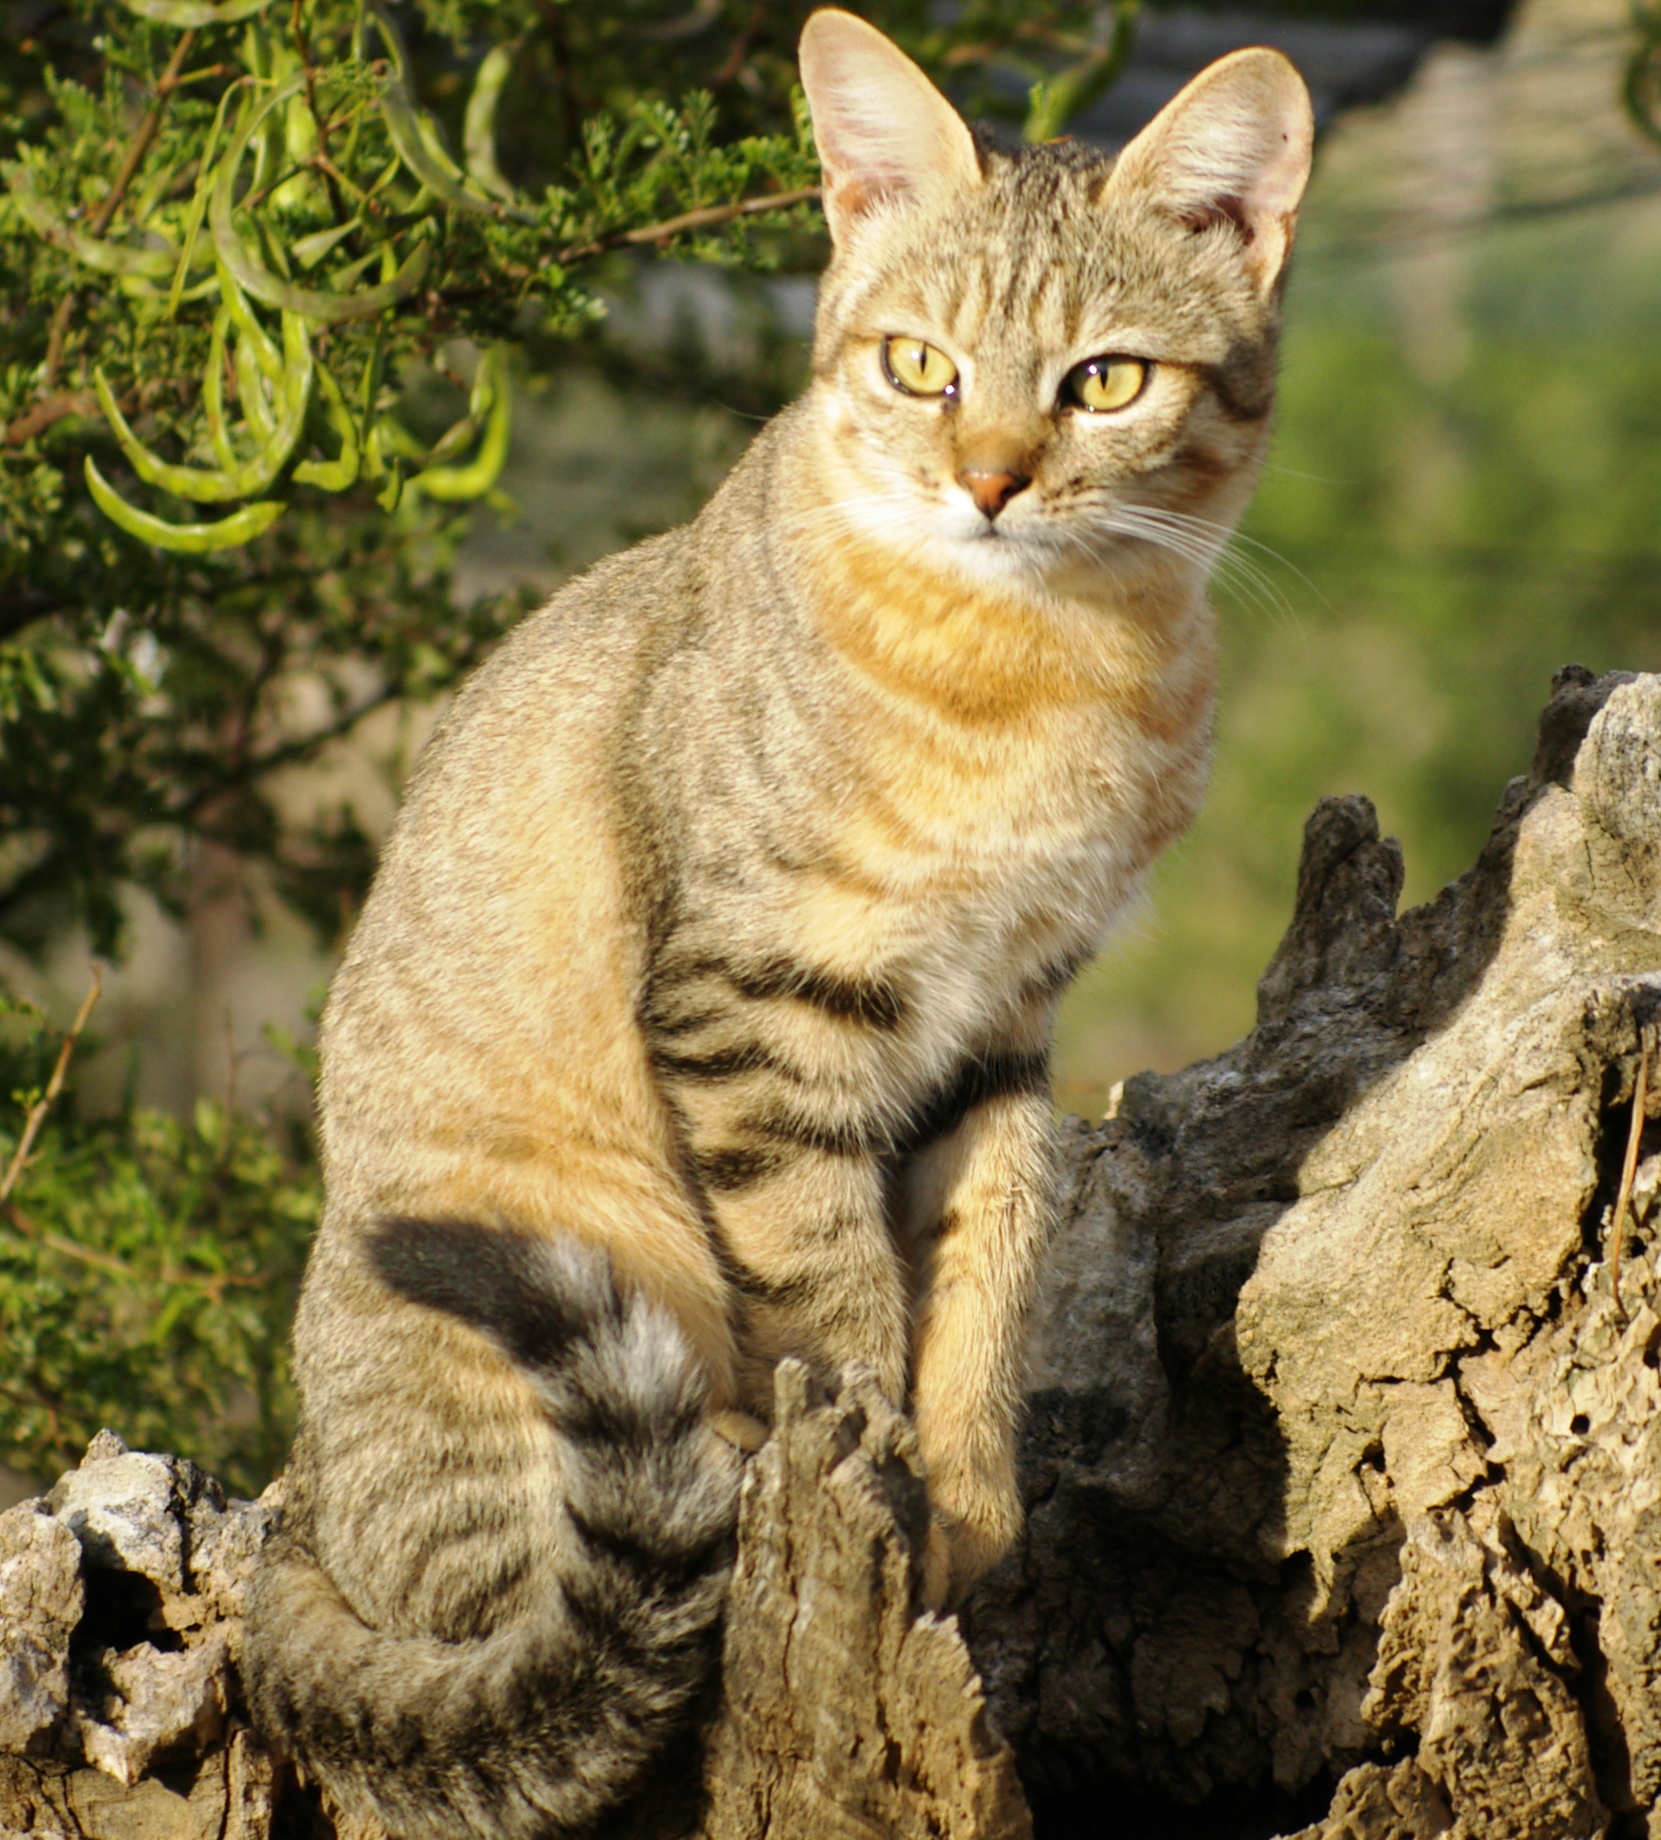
[244,1222,740,1839]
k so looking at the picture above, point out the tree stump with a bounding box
[972,664,1661,1837]
[2,665,1657,1839]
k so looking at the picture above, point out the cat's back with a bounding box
[312,431,802,1253]
[319,519,702,1200]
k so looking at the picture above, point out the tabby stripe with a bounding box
[648,951,907,1033]
[690,1143,782,1193]
[897,1049,1049,1156]
[564,1506,730,1588]
[367,1217,606,1371]
[745,1105,875,1157]
[560,1387,700,1455]
[691,1107,881,1192]
[1021,952,1088,1003]
[699,1221,816,1303]
[648,1041,807,1085]
[695,1059,1040,1190]
[637,1002,726,1041]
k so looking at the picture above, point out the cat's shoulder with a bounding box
[473,412,795,687]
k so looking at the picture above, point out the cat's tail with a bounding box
[243,1221,740,1840]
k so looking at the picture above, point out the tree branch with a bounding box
[0,972,103,1205]
[554,185,821,265]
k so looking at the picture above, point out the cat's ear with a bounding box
[799,9,980,243]
[1109,48,1314,294]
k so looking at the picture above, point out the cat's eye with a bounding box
[1063,357,1151,414]
[882,337,959,398]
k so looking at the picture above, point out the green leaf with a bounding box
[4,164,205,280]
[293,358,361,489]
[210,77,434,322]
[370,8,537,224]
[463,41,522,205]
[113,0,277,25]
[84,457,288,551]
[409,347,511,501]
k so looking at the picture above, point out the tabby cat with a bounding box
[243,12,1312,1835]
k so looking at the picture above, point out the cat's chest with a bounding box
[751,787,1129,1064]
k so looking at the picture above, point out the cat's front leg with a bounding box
[905,1085,1057,1608]
[685,1123,913,1412]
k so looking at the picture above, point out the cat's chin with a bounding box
[940,531,1051,588]
[930,524,1121,597]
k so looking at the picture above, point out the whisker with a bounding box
[1099,505,1310,628]
[1257,460,1350,485]
[1122,505,1327,613]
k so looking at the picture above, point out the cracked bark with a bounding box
[2,666,1658,1839]
[972,664,1661,1839]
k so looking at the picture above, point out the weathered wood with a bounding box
[697,1362,1031,1840]
[971,666,1661,1837]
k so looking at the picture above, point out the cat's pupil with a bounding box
[882,335,958,398]
[1064,356,1150,414]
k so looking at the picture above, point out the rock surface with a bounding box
[0,1504,83,1755]
[2,666,1658,1839]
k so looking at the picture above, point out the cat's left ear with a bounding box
[1109,48,1314,295]
[799,9,981,244]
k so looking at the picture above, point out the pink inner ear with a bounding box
[1176,195,1255,243]
[799,10,980,233]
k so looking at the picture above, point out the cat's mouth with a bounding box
[934,514,1062,586]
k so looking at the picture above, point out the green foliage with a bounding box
[1,1,822,551]
[0,988,318,1493]
[1629,0,1661,147]
[0,497,531,957]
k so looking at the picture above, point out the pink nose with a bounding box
[958,469,1031,520]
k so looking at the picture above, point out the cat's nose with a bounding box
[958,468,1031,520]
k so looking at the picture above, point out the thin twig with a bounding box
[35,29,197,398]
[91,30,200,242]
[1610,1024,1654,1320]
[0,971,103,1205]
[39,294,79,394]
[2,389,99,447]
[291,0,350,226]
[554,185,821,265]
[8,1204,264,1299]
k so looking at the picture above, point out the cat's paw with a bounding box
[709,1407,769,1454]
[921,1519,955,1611]
[921,1475,1021,1608]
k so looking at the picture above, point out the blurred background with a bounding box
[16,0,1658,1129]
[1,0,1659,1498]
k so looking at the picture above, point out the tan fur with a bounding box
[252,20,1311,1827]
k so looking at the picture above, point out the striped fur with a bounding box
[245,1227,735,1839]
[244,13,1311,1834]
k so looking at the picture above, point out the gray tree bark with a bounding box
[3,664,1657,1840]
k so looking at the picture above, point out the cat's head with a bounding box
[795,9,1313,596]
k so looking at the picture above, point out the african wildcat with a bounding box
[244,12,1312,1835]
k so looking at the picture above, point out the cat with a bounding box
[243,11,1312,1836]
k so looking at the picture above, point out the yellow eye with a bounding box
[1064,356,1150,413]
[882,336,959,398]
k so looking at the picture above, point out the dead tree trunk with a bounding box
[972,663,1661,1838]
[3,665,1658,1840]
